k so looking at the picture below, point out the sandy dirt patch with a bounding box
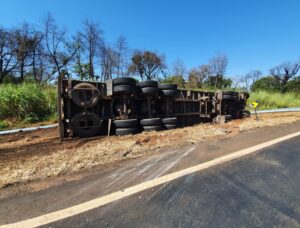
[0,112,300,189]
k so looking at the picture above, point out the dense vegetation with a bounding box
[0,83,56,130]
[248,91,300,110]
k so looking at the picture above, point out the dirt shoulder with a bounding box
[0,112,300,191]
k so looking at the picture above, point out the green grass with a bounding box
[248,90,300,110]
[0,83,57,130]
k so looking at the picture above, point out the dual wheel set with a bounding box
[114,117,178,136]
[113,78,178,96]
[222,91,249,100]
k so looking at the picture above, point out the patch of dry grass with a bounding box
[1,112,300,188]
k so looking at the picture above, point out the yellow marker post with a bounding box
[251,101,259,121]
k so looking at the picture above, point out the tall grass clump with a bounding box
[248,90,300,109]
[0,83,57,124]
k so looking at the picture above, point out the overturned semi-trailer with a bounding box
[57,76,249,140]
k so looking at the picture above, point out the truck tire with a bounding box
[158,84,177,90]
[160,89,178,97]
[113,85,136,95]
[223,91,234,96]
[141,87,159,95]
[140,118,162,126]
[137,80,158,88]
[143,125,163,132]
[242,110,251,118]
[70,83,100,108]
[165,124,177,130]
[222,94,234,100]
[114,119,138,128]
[225,115,232,121]
[115,127,138,136]
[71,112,101,138]
[162,117,178,125]
[113,77,136,86]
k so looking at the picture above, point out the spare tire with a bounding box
[140,87,159,95]
[113,85,136,95]
[70,83,100,108]
[113,78,136,86]
[137,80,158,88]
[71,112,101,138]
[159,84,177,90]
[140,118,161,126]
[162,117,178,125]
[114,119,138,128]
[161,89,178,97]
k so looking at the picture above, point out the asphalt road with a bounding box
[0,124,300,227]
[47,136,300,228]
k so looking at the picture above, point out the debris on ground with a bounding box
[0,112,299,189]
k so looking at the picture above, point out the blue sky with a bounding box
[1,0,300,76]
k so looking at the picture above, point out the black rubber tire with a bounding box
[113,119,138,128]
[113,77,136,86]
[162,117,178,125]
[115,127,138,136]
[225,115,232,121]
[113,85,135,95]
[222,94,234,100]
[222,91,234,95]
[158,84,177,90]
[232,95,239,100]
[71,112,101,138]
[161,89,178,97]
[137,80,158,88]
[242,110,251,118]
[140,118,162,126]
[165,124,177,130]
[141,87,159,95]
[70,83,100,108]
[143,125,163,132]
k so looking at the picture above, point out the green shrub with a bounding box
[0,120,9,131]
[248,91,300,109]
[0,83,57,124]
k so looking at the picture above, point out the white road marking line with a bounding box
[2,131,300,228]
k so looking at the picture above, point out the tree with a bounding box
[14,23,32,81]
[115,36,128,78]
[43,14,75,81]
[208,54,228,88]
[128,50,166,81]
[286,76,300,93]
[100,45,117,81]
[161,75,185,88]
[27,29,44,82]
[80,20,103,79]
[187,70,200,88]
[172,59,186,79]
[270,61,300,93]
[251,76,281,92]
[243,70,262,90]
[0,27,18,83]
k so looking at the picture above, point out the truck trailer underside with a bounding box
[57,76,249,140]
